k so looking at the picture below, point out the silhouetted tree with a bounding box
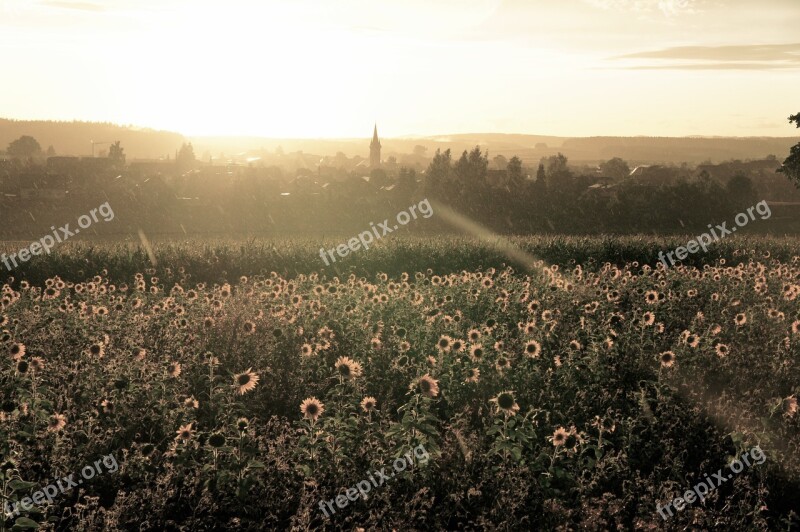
[599,157,630,181]
[536,163,546,184]
[507,156,524,189]
[493,154,508,170]
[727,174,757,208]
[177,142,197,171]
[778,112,800,188]
[454,146,488,190]
[108,141,126,166]
[7,135,41,160]
[397,167,417,194]
[544,153,571,180]
[424,149,452,198]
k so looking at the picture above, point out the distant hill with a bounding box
[190,132,800,166]
[0,119,185,159]
[1,118,797,165]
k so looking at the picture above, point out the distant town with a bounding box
[2,124,799,238]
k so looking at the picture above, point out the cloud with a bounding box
[40,1,104,12]
[582,0,702,16]
[613,43,800,70]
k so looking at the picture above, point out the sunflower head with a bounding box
[360,396,378,412]
[208,432,226,448]
[300,397,325,421]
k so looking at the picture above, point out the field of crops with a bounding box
[1,235,800,530]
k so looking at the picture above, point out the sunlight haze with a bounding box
[1,0,798,137]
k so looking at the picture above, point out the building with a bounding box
[370,124,381,168]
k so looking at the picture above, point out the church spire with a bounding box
[370,123,381,168]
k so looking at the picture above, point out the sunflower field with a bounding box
[1,236,799,530]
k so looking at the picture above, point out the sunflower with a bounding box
[15,360,28,374]
[715,343,729,358]
[9,342,25,361]
[436,335,452,353]
[551,426,569,447]
[184,396,199,408]
[644,290,659,304]
[495,356,511,372]
[469,344,485,362]
[233,368,260,395]
[88,343,105,358]
[735,313,747,326]
[524,340,542,358]
[47,413,67,432]
[360,396,378,413]
[203,317,216,329]
[468,329,481,342]
[642,312,656,326]
[175,422,195,442]
[133,347,146,361]
[242,321,256,334]
[335,357,363,380]
[492,391,519,415]
[451,339,465,353]
[29,357,44,372]
[208,432,226,448]
[413,374,440,398]
[659,351,676,368]
[687,334,700,348]
[167,361,182,378]
[237,417,250,432]
[300,397,325,421]
[465,368,480,383]
[792,320,800,335]
[300,343,314,357]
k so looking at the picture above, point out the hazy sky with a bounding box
[1,0,798,138]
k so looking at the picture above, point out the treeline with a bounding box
[0,119,184,159]
[422,147,799,233]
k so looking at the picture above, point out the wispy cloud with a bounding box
[40,1,104,12]
[613,43,800,70]
[583,0,702,16]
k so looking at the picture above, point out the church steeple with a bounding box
[369,123,381,168]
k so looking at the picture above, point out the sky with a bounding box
[0,0,799,138]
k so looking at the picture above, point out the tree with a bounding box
[454,146,488,189]
[177,142,196,171]
[727,173,757,208]
[7,135,42,160]
[599,157,630,181]
[536,163,546,183]
[493,154,508,170]
[397,167,417,195]
[507,156,524,189]
[46,145,56,157]
[424,149,452,197]
[778,112,800,188]
[108,141,125,166]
